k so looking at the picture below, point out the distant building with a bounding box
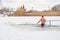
[15,5,26,16]
[7,5,26,16]
[51,4,60,11]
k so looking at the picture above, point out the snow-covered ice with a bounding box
[0,16,60,40]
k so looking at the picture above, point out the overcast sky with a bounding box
[0,0,60,11]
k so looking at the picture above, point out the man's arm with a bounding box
[36,20,40,24]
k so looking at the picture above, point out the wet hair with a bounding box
[42,16,44,17]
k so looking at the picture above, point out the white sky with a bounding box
[1,0,60,11]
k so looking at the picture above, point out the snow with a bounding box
[0,16,60,40]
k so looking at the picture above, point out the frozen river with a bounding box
[0,16,60,26]
[0,16,60,40]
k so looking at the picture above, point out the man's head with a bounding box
[42,16,44,18]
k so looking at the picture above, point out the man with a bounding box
[37,16,46,27]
